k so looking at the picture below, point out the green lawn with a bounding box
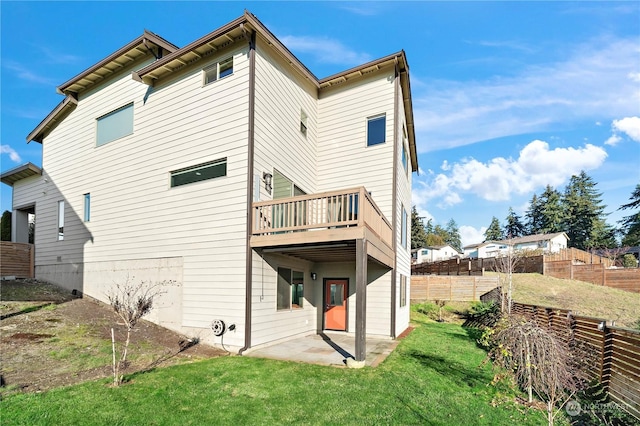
[2,315,550,426]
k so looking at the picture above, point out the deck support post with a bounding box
[352,238,367,366]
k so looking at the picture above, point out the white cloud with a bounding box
[279,35,371,67]
[3,60,56,85]
[412,139,607,209]
[1,145,22,163]
[611,116,640,143]
[460,225,487,248]
[413,37,640,152]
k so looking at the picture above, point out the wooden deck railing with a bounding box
[252,187,393,248]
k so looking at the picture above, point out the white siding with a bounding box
[394,76,412,336]
[32,46,251,347]
[250,39,320,346]
[317,69,396,220]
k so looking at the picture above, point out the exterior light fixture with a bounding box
[263,172,273,194]
[311,272,317,280]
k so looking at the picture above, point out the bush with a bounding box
[463,301,501,329]
[622,254,638,268]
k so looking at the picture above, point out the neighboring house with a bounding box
[463,241,508,259]
[509,232,568,253]
[462,232,569,259]
[411,245,460,264]
[0,11,418,364]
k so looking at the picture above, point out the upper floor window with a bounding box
[170,158,227,188]
[402,143,409,175]
[203,56,234,85]
[401,205,408,249]
[96,103,133,146]
[300,110,308,137]
[367,114,386,146]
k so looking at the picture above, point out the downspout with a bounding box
[239,28,256,355]
[390,61,399,338]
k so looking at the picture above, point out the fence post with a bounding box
[473,278,477,301]
[600,326,613,394]
[29,244,35,278]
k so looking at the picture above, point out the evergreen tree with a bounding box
[484,216,503,241]
[619,183,640,247]
[1,210,11,241]
[445,219,462,252]
[410,206,428,249]
[425,234,446,247]
[504,207,525,238]
[433,224,449,245]
[539,185,564,234]
[424,218,434,235]
[525,194,543,235]
[562,171,613,250]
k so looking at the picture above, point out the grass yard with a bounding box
[1,313,550,426]
[493,272,640,328]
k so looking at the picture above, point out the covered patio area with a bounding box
[244,332,400,367]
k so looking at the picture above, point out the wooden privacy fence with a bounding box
[0,242,34,278]
[411,255,544,276]
[544,261,640,293]
[411,275,499,302]
[545,247,613,267]
[511,302,640,420]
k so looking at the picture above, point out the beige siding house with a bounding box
[2,12,418,364]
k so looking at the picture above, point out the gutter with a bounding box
[239,29,257,355]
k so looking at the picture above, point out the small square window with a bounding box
[204,56,234,85]
[367,115,386,146]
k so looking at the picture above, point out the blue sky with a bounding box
[1,1,639,247]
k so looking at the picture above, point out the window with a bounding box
[277,267,304,310]
[83,193,90,222]
[367,114,386,146]
[203,56,234,84]
[57,200,65,241]
[300,110,308,136]
[401,205,408,249]
[422,249,429,255]
[96,103,133,146]
[402,143,409,175]
[400,275,407,307]
[171,158,227,188]
[402,125,409,175]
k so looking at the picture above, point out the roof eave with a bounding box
[57,30,179,96]
[26,95,78,143]
[133,11,320,88]
[1,162,42,187]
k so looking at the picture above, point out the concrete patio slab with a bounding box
[244,332,399,367]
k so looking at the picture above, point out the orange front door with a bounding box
[324,279,348,331]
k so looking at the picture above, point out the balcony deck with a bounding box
[250,187,394,267]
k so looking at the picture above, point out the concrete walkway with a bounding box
[245,332,399,367]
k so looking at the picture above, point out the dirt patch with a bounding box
[1,279,224,395]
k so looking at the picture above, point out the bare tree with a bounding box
[493,239,522,314]
[487,315,585,426]
[599,246,630,267]
[106,276,176,386]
